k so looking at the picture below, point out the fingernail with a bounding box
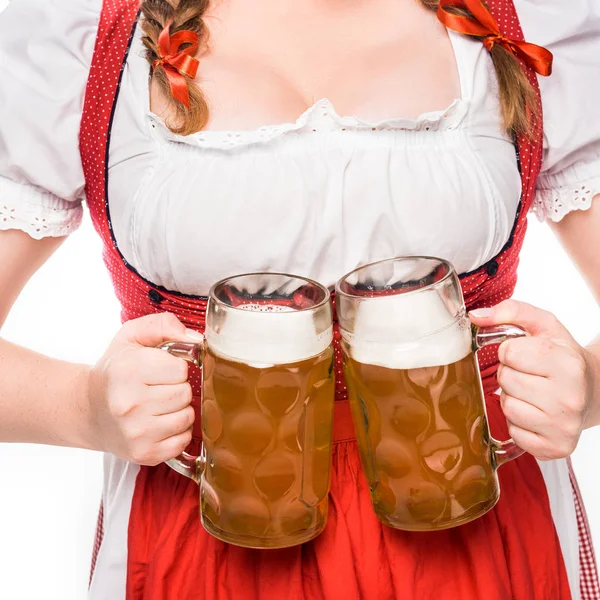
[470,308,494,318]
[185,328,204,341]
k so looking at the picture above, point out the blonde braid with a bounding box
[141,0,210,135]
[421,0,537,137]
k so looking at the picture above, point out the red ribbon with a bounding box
[437,0,553,76]
[152,20,200,108]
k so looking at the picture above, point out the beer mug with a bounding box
[336,257,526,531]
[161,273,335,548]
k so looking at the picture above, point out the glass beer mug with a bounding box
[336,257,526,531]
[161,273,335,548]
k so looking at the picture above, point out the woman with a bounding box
[0,0,599,598]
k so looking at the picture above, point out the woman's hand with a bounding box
[88,313,197,465]
[470,300,598,461]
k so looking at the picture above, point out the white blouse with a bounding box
[1,0,600,296]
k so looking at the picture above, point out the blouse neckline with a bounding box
[147,96,470,149]
[146,30,472,150]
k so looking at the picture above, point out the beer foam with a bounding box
[207,303,332,367]
[346,290,471,369]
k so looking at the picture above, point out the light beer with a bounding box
[200,304,335,548]
[342,293,498,531]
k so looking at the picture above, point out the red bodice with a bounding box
[81,1,541,419]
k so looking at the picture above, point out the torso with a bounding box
[110,0,520,294]
[82,3,584,598]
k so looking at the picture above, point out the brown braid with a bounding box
[421,0,537,137]
[141,0,210,135]
[141,0,537,137]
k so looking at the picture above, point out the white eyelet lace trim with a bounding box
[0,176,83,239]
[533,177,600,223]
[148,97,469,150]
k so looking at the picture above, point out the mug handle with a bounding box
[472,324,527,468]
[157,340,206,484]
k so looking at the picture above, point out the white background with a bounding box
[0,2,599,599]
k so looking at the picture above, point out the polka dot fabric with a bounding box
[80,1,598,599]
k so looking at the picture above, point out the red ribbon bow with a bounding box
[437,0,553,76]
[152,20,200,108]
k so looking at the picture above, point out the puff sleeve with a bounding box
[0,0,101,238]
[516,0,600,222]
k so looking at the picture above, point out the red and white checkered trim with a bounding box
[568,458,600,599]
[89,501,104,588]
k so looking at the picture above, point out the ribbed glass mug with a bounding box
[336,257,526,531]
[160,273,335,548]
